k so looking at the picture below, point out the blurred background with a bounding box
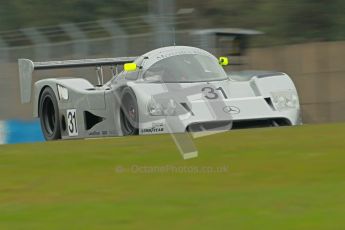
[0,0,345,142]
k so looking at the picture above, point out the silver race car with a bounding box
[18,46,301,140]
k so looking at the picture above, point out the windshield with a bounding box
[143,54,228,83]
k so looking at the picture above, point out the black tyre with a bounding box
[39,87,61,140]
[120,87,139,135]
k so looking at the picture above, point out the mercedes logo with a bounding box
[223,106,240,114]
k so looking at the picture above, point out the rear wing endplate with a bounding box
[18,57,137,103]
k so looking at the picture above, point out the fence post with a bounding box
[60,23,88,58]
[21,27,50,60]
[0,37,9,62]
[98,19,128,56]
[147,0,175,48]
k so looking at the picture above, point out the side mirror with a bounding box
[219,57,229,66]
[124,63,137,72]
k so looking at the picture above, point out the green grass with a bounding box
[0,123,345,229]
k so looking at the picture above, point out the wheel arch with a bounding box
[38,86,61,140]
[33,82,59,117]
[118,85,140,135]
[37,85,50,117]
[251,73,299,98]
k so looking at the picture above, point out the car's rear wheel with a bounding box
[120,87,139,136]
[39,87,61,140]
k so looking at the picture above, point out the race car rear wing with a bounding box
[18,57,137,103]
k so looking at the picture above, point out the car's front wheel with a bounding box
[120,87,139,136]
[39,87,61,140]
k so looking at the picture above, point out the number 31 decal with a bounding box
[202,87,228,100]
[67,109,78,136]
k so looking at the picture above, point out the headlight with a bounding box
[57,85,69,100]
[147,98,177,116]
[271,91,299,111]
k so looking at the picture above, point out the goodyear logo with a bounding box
[141,122,164,134]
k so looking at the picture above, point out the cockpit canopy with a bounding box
[143,54,228,83]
